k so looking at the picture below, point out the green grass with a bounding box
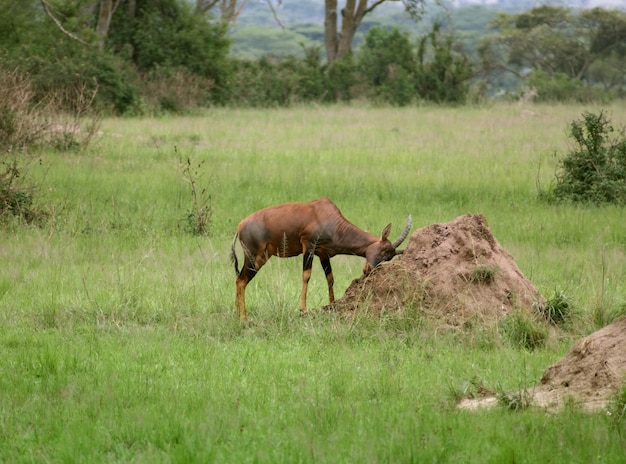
[2,103,626,462]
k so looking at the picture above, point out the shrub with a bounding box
[0,68,101,225]
[179,156,212,236]
[7,44,140,115]
[0,68,101,152]
[0,69,44,152]
[526,70,584,102]
[326,53,358,102]
[358,26,416,105]
[143,66,213,114]
[414,22,473,104]
[1,158,34,223]
[107,0,232,105]
[296,46,328,102]
[227,56,306,107]
[547,111,626,205]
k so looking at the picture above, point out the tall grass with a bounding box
[1,103,626,462]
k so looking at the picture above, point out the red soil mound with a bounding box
[327,213,544,327]
[532,317,626,410]
[459,317,626,411]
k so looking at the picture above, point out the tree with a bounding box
[107,0,232,101]
[40,0,121,50]
[414,22,473,103]
[358,26,415,104]
[482,6,626,96]
[12,0,231,111]
[548,111,626,205]
[260,1,433,64]
[328,0,438,64]
[195,0,248,23]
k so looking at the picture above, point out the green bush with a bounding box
[296,46,328,102]
[108,0,232,105]
[358,26,415,105]
[548,111,626,205]
[414,22,473,104]
[7,43,139,115]
[227,57,299,107]
[326,53,358,102]
[1,158,34,223]
[526,70,584,102]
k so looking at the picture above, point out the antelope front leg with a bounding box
[320,256,335,304]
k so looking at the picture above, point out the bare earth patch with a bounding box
[325,213,626,412]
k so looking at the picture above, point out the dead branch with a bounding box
[40,0,92,47]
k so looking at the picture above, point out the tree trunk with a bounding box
[325,0,392,64]
[96,0,121,51]
[96,0,113,50]
[128,0,136,18]
[336,0,368,61]
[324,0,339,63]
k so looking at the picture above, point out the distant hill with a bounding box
[456,0,624,8]
[229,0,624,59]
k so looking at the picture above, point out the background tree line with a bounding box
[0,0,625,116]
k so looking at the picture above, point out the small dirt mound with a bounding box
[459,317,626,411]
[327,213,544,327]
[533,317,626,410]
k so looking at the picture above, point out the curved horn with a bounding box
[392,215,412,248]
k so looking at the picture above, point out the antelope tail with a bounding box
[230,233,240,274]
[392,215,413,249]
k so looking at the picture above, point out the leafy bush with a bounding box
[295,46,328,102]
[548,111,626,205]
[0,68,101,225]
[0,158,41,224]
[358,26,415,105]
[326,53,358,102]
[7,42,139,115]
[0,68,101,152]
[0,69,45,152]
[108,0,232,105]
[143,66,213,114]
[526,70,584,102]
[227,57,300,107]
[414,22,473,104]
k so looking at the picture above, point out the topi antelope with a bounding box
[230,198,412,321]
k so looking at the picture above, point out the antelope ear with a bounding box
[381,223,392,241]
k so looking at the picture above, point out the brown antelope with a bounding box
[230,198,412,321]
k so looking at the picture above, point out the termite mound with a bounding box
[325,213,545,328]
[327,213,626,411]
[458,317,626,412]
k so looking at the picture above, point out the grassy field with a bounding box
[2,103,626,462]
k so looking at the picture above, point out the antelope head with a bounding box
[363,215,412,275]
